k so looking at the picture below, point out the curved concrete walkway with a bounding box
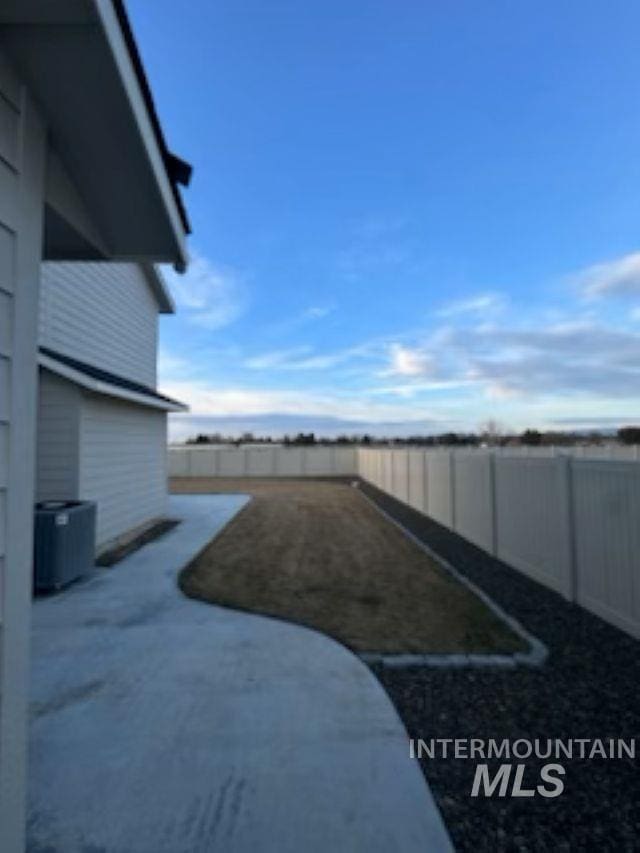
[29,494,453,853]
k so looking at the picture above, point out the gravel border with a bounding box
[359,480,640,853]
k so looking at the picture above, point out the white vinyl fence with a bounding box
[168,444,640,639]
[169,445,357,478]
[491,444,640,460]
[358,447,640,640]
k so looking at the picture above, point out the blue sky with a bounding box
[128,0,640,440]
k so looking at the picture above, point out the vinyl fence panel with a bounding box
[378,450,386,489]
[189,448,218,476]
[453,452,495,553]
[426,452,453,529]
[304,446,335,475]
[407,450,427,513]
[494,456,573,598]
[169,448,189,476]
[169,446,358,478]
[391,449,409,503]
[381,449,393,494]
[334,447,359,476]
[246,447,276,476]
[217,449,247,476]
[171,444,640,640]
[358,448,374,484]
[373,449,385,489]
[572,460,640,639]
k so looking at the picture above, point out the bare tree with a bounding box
[478,418,505,446]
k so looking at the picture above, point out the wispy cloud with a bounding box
[369,379,474,398]
[442,320,640,400]
[162,379,444,423]
[384,343,435,377]
[163,250,247,329]
[265,304,335,337]
[575,251,640,300]
[158,347,192,381]
[244,346,313,370]
[437,292,506,318]
[244,343,373,372]
[376,309,640,402]
[163,309,640,439]
[162,248,640,438]
[303,306,333,320]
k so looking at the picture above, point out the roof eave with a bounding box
[143,264,175,314]
[0,0,190,272]
[93,0,189,271]
[39,353,188,413]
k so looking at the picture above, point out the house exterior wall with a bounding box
[37,260,173,548]
[39,261,159,387]
[35,370,81,502]
[79,392,168,550]
[0,50,46,853]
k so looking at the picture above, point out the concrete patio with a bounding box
[28,494,453,852]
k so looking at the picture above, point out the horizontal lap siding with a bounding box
[39,262,158,387]
[36,371,80,501]
[0,62,21,617]
[0,186,16,597]
[0,92,19,169]
[0,54,46,852]
[80,394,167,548]
[0,109,13,850]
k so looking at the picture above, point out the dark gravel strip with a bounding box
[359,481,640,853]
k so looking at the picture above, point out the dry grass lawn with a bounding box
[172,478,526,655]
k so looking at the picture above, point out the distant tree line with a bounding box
[184,425,640,447]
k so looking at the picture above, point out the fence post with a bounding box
[488,451,498,556]
[558,454,578,602]
[449,450,456,530]
[390,449,395,496]
[406,449,411,506]
[422,450,429,515]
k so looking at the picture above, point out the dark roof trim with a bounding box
[40,347,187,410]
[112,0,192,235]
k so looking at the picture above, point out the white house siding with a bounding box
[79,392,168,550]
[0,51,46,853]
[39,261,159,387]
[35,370,80,501]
